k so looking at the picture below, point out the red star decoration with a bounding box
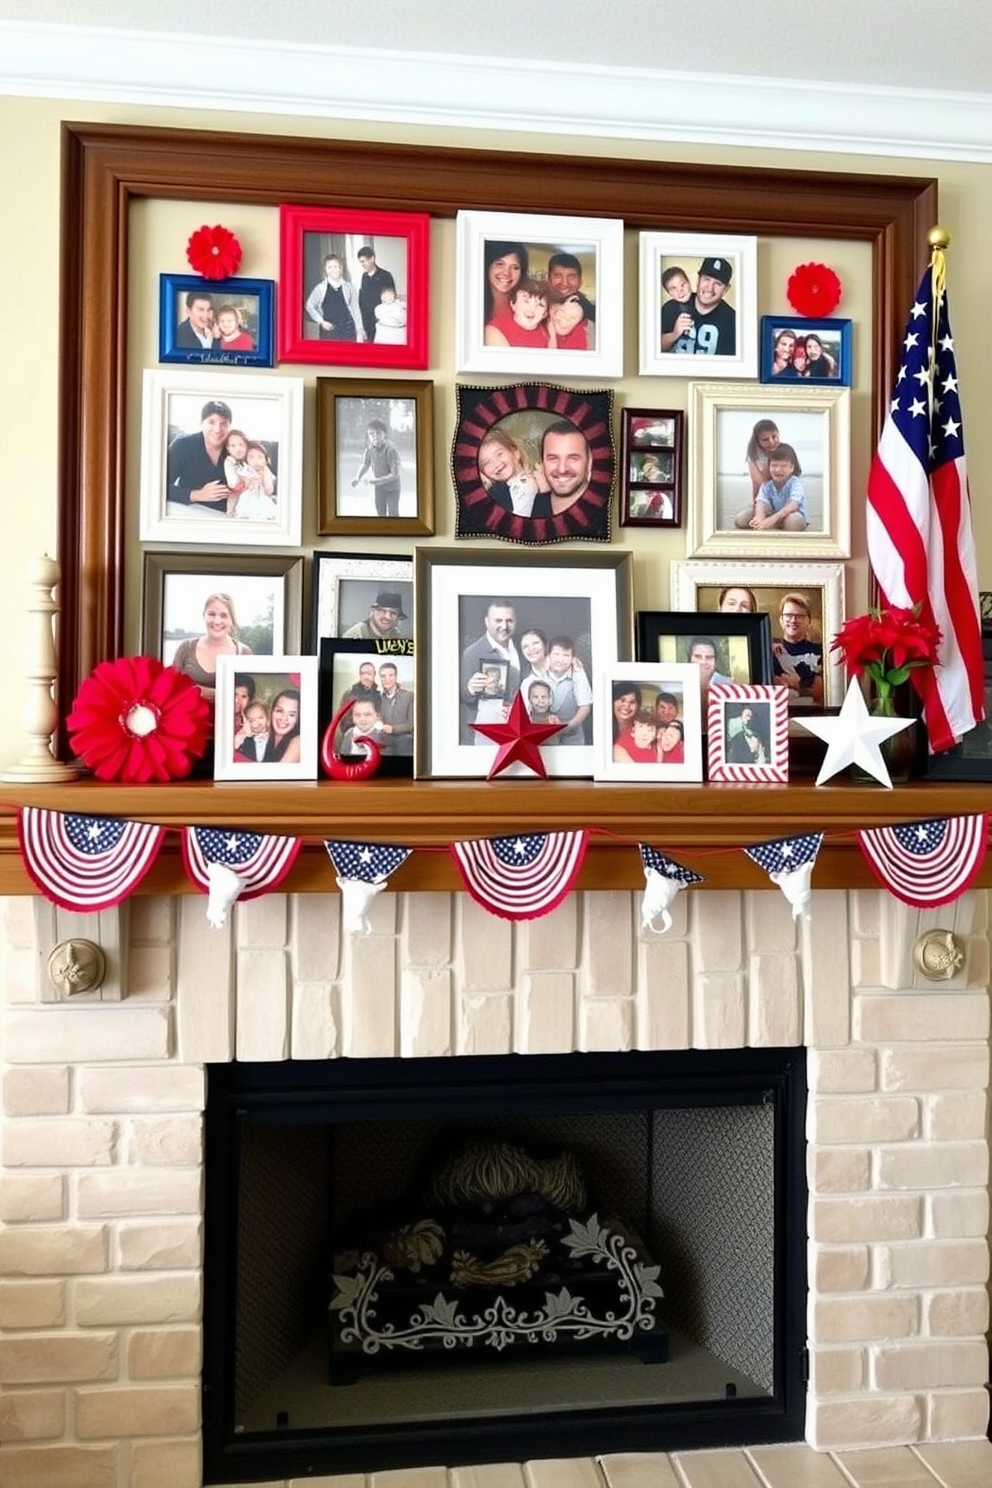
[470,689,565,779]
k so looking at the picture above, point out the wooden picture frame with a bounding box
[142,552,304,667]
[619,408,684,528]
[316,378,434,537]
[760,316,852,386]
[415,546,633,780]
[454,209,624,377]
[706,683,790,783]
[158,274,274,367]
[51,123,934,737]
[452,382,615,544]
[139,369,304,547]
[686,381,851,560]
[277,205,430,369]
[638,231,759,378]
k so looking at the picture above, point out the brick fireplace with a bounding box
[1,884,989,1487]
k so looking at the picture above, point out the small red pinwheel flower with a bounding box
[786,261,842,318]
[66,656,212,783]
[185,223,242,281]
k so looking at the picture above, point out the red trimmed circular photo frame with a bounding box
[452,382,615,545]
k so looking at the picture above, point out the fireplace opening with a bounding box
[202,1048,807,1484]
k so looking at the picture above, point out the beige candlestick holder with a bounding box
[1,554,80,783]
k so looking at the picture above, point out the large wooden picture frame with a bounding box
[53,122,935,745]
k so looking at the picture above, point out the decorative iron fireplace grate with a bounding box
[202,1048,807,1484]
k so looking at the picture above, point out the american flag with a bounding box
[865,247,984,752]
[858,815,988,908]
[451,831,588,920]
[17,808,165,911]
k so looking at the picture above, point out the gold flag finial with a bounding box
[928,224,951,252]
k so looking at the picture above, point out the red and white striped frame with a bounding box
[706,682,789,783]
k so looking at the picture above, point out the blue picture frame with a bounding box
[158,275,275,367]
[759,316,851,386]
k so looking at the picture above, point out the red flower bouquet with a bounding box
[66,656,212,783]
[830,604,942,705]
[786,261,842,318]
[186,223,242,281]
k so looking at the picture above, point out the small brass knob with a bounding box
[47,939,107,995]
[913,928,964,982]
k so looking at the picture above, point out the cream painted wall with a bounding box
[2,95,991,772]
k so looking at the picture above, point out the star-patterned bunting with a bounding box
[470,689,564,779]
[324,839,413,934]
[17,808,165,911]
[745,833,824,920]
[639,845,704,934]
[795,679,914,787]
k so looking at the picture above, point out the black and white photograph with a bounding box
[316,379,434,536]
[312,552,414,647]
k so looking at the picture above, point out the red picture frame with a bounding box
[277,205,430,370]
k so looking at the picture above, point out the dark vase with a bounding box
[849,685,919,786]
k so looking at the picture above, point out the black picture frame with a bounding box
[318,638,415,779]
[924,597,992,780]
[452,382,615,545]
[158,274,275,367]
[619,407,684,528]
[636,609,775,702]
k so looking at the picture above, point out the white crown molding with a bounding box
[2,20,991,163]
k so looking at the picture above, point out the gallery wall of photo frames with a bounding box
[51,125,952,789]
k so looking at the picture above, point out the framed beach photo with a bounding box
[213,655,319,782]
[454,209,624,377]
[619,407,684,528]
[143,551,303,681]
[316,378,434,537]
[318,639,416,778]
[277,205,430,370]
[686,381,851,560]
[311,552,414,648]
[670,559,847,711]
[595,663,704,784]
[638,232,758,379]
[416,547,633,780]
[706,683,790,784]
[760,317,852,386]
[453,383,615,545]
[158,275,274,367]
[635,609,774,715]
[139,370,304,547]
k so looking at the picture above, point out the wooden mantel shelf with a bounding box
[0,779,988,896]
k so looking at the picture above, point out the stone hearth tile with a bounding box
[451,1467,527,1488]
[524,1460,603,1487]
[914,1438,992,1485]
[670,1447,764,1485]
[831,1444,946,1485]
[747,1444,851,1485]
[600,1451,683,1486]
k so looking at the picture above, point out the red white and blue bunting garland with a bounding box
[182,826,302,928]
[639,845,704,934]
[744,833,824,920]
[857,815,989,909]
[17,808,166,912]
[450,831,589,921]
[11,808,991,924]
[324,839,413,935]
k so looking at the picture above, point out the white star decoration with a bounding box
[796,680,914,788]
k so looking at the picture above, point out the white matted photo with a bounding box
[455,210,624,377]
[139,370,304,546]
[595,664,704,783]
[706,683,790,783]
[639,232,758,378]
[686,382,851,559]
[670,559,846,711]
[416,548,632,779]
[213,655,319,781]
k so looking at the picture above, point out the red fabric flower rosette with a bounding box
[186,223,242,281]
[786,261,842,318]
[66,656,212,783]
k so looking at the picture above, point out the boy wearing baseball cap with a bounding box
[660,255,737,357]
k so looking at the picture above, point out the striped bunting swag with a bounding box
[857,815,988,908]
[17,808,165,911]
[451,831,588,920]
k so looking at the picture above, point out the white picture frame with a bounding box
[454,209,624,377]
[139,369,304,547]
[416,547,633,780]
[670,558,847,710]
[213,654,319,781]
[686,381,851,560]
[595,663,704,783]
[638,231,758,379]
